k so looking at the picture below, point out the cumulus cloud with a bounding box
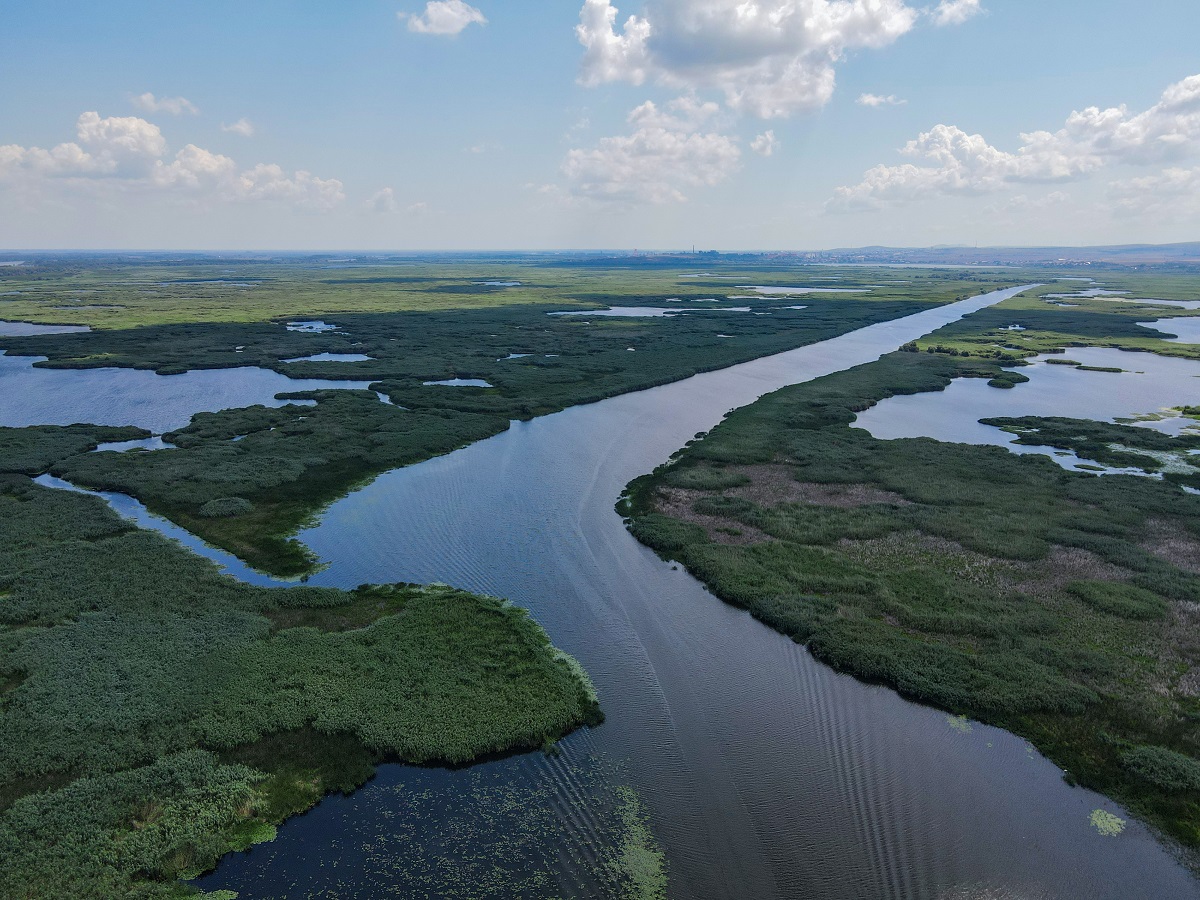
[0,111,344,210]
[0,112,166,178]
[576,0,921,118]
[131,92,199,116]
[367,187,399,213]
[404,1,487,35]
[221,118,256,137]
[931,0,983,27]
[830,73,1200,210]
[560,96,741,204]
[750,130,779,156]
[858,92,905,107]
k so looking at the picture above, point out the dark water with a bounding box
[191,287,1199,899]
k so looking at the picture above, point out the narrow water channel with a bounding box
[191,287,1199,899]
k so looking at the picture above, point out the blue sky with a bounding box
[2,1,1199,250]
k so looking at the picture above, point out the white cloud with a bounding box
[750,130,779,156]
[1110,167,1200,217]
[0,111,344,210]
[151,145,238,189]
[0,112,166,178]
[233,165,344,210]
[406,201,430,214]
[221,118,256,138]
[560,97,740,204]
[367,187,399,213]
[131,92,199,116]
[931,0,983,27]
[576,0,920,119]
[983,190,1070,215]
[404,1,487,36]
[858,93,905,107]
[830,73,1200,210]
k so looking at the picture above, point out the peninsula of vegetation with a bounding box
[0,425,601,898]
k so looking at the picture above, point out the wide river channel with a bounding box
[7,287,1199,898]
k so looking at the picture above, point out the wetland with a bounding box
[2,256,1200,898]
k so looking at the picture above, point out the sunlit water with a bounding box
[6,302,1197,898]
[1142,317,1200,344]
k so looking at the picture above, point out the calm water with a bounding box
[1143,317,1200,344]
[282,352,374,363]
[8,299,1197,898]
[0,355,375,433]
[855,347,1200,465]
[0,320,90,336]
[422,378,495,388]
[195,287,1197,899]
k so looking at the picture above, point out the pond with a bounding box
[0,353,375,433]
[282,353,374,363]
[0,320,91,336]
[423,378,494,388]
[738,286,872,295]
[854,348,1200,474]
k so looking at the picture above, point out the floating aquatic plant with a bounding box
[1089,809,1126,837]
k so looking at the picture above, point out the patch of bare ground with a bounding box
[1013,546,1133,601]
[1142,518,1200,575]
[837,531,1021,588]
[725,464,911,508]
[1165,601,1200,699]
[653,487,770,546]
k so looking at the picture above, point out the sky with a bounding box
[2,0,1199,251]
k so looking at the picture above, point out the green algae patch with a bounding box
[608,786,669,900]
[947,715,974,734]
[1091,809,1127,837]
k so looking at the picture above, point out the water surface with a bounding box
[1142,317,1200,344]
[283,353,374,363]
[0,355,373,433]
[855,347,1200,468]
[0,320,90,336]
[423,378,494,388]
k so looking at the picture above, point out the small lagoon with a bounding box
[423,378,494,388]
[854,347,1200,475]
[283,353,374,363]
